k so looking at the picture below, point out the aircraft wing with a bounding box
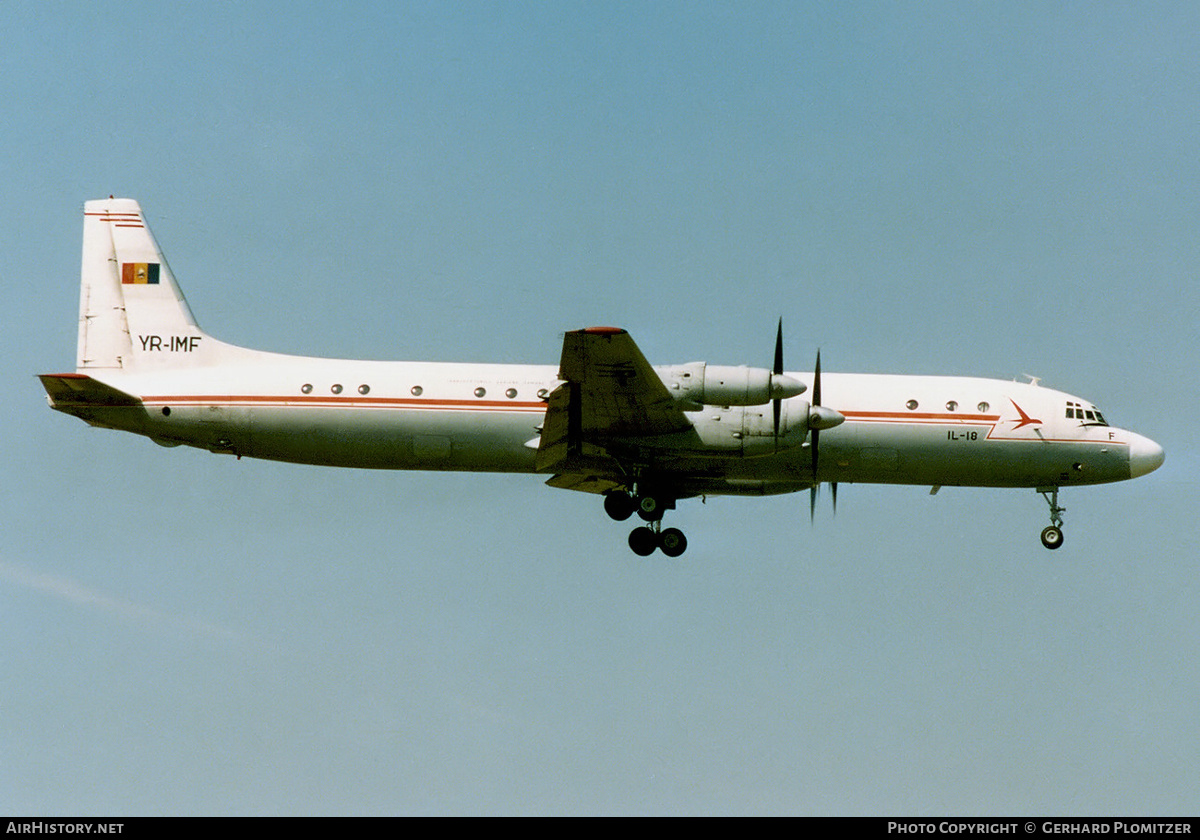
[535,327,692,482]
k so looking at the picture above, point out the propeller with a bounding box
[768,318,807,446]
[807,349,846,522]
[768,323,843,519]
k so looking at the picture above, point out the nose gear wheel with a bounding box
[1038,487,1066,550]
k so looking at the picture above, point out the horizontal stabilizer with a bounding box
[39,373,140,408]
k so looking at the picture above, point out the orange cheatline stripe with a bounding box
[141,394,548,412]
[841,410,1000,423]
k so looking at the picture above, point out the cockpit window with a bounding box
[1066,401,1108,426]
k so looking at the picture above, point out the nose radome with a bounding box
[1128,434,1165,478]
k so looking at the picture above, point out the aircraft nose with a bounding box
[1128,433,1165,478]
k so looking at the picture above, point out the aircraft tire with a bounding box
[1040,526,1064,550]
[628,527,658,556]
[636,495,664,522]
[604,491,636,521]
[659,528,687,558]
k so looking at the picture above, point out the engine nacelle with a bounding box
[660,362,806,408]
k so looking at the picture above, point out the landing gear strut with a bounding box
[606,490,687,557]
[1038,487,1066,550]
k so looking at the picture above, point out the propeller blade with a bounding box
[773,318,784,376]
[772,318,784,439]
[810,349,822,479]
[808,352,840,521]
[813,349,822,406]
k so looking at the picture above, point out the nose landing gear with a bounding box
[1038,487,1066,550]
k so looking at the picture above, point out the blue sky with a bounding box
[2,1,1196,815]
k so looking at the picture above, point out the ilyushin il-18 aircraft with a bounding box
[41,198,1164,556]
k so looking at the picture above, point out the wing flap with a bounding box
[544,472,625,495]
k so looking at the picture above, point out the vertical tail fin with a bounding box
[78,198,208,371]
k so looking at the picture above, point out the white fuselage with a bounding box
[70,348,1153,497]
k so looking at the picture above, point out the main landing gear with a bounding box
[604,490,688,557]
[1038,487,1066,550]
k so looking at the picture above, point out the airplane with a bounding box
[40,198,1164,556]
